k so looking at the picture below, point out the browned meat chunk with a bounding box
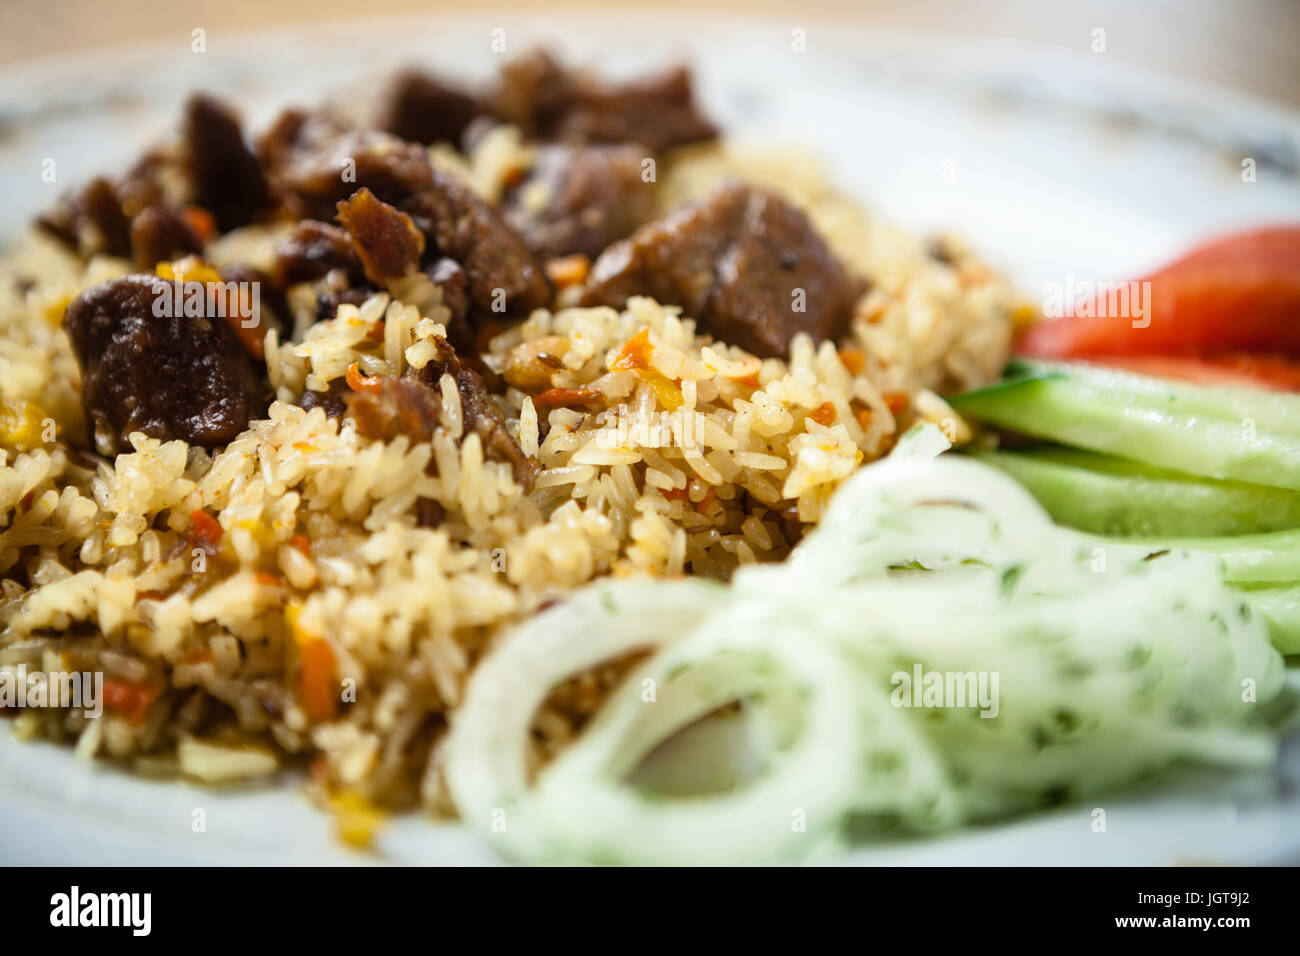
[128,204,204,269]
[40,97,267,266]
[260,118,436,224]
[427,256,470,323]
[504,143,656,258]
[408,337,538,489]
[345,375,443,444]
[336,188,426,284]
[273,220,364,287]
[260,116,549,315]
[582,182,866,358]
[184,94,270,232]
[36,177,132,259]
[417,167,551,315]
[299,377,351,418]
[64,276,268,455]
[379,69,481,146]
[255,108,310,176]
[38,154,204,268]
[493,51,717,152]
[426,256,474,352]
[315,286,377,323]
[340,338,536,490]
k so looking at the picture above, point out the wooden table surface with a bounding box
[1,0,1298,109]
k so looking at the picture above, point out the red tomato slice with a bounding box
[1017,226,1300,358]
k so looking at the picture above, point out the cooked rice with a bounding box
[0,140,1015,824]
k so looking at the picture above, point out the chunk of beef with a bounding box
[416,168,551,315]
[504,143,656,258]
[315,285,376,322]
[128,204,204,269]
[299,377,350,418]
[272,220,364,287]
[342,334,536,488]
[38,99,265,266]
[184,94,271,232]
[255,108,310,175]
[259,115,549,315]
[582,182,866,358]
[426,256,474,352]
[408,337,538,489]
[379,69,481,146]
[259,116,436,224]
[116,150,174,216]
[415,497,445,528]
[492,50,717,152]
[428,256,470,324]
[36,176,132,259]
[345,375,443,444]
[37,153,204,268]
[336,188,426,284]
[63,275,268,455]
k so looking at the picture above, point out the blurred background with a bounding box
[2,0,1298,107]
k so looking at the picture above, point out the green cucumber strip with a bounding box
[1004,359,1300,439]
[1130,528,1300,585]
[1237,588,1300,655]
[952,373,1300,490]
[970,446,1300,537]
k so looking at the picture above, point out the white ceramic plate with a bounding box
[2,13,1299,866]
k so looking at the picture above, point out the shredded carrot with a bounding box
[287,603,336,722]
[346,362,382,394]
[290,534,312,555]
[855,407,873,430]
[545,254,590,290]
[661,485,690,502]
[532,387,603,408]
[298,636,337,722]
[610,328,654,371]
[884,392,909,416]
[189,509,223,551]
[181,205,217,244]
[695,487,717,514]
[864,299,890,323]
[102,679,160,726]
[502,165,527,189]
[809,401,836,426]
[735,371,761,389]
[255,570,284,588]
[609,331,684,408]
[838,348,866,376]
[365,320,386,343]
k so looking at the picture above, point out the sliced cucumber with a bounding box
[1006,359,1300,438]
[970,446,1300,536]
[1237,587,1300,655]
[952,366,1300,490]
[1121,528,1300,585]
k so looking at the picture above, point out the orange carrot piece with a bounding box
[532,387,603,408]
